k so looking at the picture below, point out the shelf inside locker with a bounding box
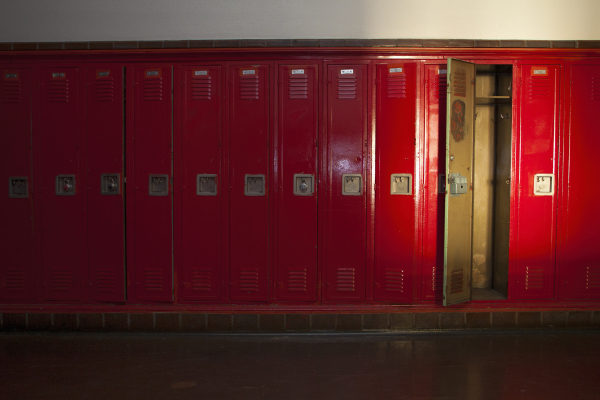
[475,96,511,105]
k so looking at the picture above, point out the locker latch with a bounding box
[245,174,265,196]
[342,174,362,196]
[149,174,169,196]
[448,173,467,197]
[533,173,554,196]
[101,174,120,195]
[8,177,28,198]
[390,173,412,195]
[293,174,314,196]
[197,174,217,196]
[55,175,76,196]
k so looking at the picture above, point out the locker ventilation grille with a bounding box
[387,75,406,99]
[432,266,443,293]
[591,77,600,101]
[449,269,464,294]
[51,269,72,291]
[336,268,355,292]
[49,80,69,103]
[337,75,357,99]
[435,74,448,100]
[385,270,404,292]
[528,77,551,100]
[286,270,307,292]
[2,81,22,103]
[144,270,163,292]
[525,266,543,289]
[95,79,114,102]
[240,74,259,100]
[96,270,116,293]
[289,74,308,99]
[586,266,600,289]
[191,269,211,291]
[5,270,25,291]
[452,69,467,97]
[192,75,212,100]
[239,269,259,292]
[143,78,163,101]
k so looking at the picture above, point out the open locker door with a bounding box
[443,59,475,306]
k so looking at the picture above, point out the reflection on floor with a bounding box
[1,331,600,400]
[472,288,507,301]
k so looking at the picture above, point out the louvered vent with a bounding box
[239,269,259,292]
[289,74,308,99]
[240,71,259,100]
[336,268,355,292]
[96,270,116,293]
[144,76,163,101]
[51,269,72,291]
[5,270,25,291]
[49,79,69,103]
[591,77,600,101]
[525,266,543,290]
[286,270,307,292]
[191,72,211,100]
[2,78,22,103]
[387,75,406,99]
[435,73,448,100]
[432,267,443,293]
[191,268,211,291]
[338,74,357,99]
[95,77,114,102]
[385,270,404,292]
[528,77,551,100]
[144,270,163,292]
[586,266,600,290]
[449,269,464,294]
[452,69,467,97]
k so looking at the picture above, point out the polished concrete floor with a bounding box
[1,331,600,399]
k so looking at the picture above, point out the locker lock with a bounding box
[55,175,76,196]
[101,174,120,195]
[63,179,72,192]
[293,174,314,196]
[448,173,467,197]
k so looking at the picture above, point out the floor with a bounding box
[1,331,599,400]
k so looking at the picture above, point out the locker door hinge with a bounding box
[266,140,269,147]
[315,139,318,147]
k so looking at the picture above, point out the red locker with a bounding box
[422,64,447,302]
[228,64,271,302]
[275,64,319,302]
[86,67,125,302]
[180,65,223,301]
[39,67,84,301]
[323,64,368,302]
[0,68,34,301]
[561,64,600,299]
[131,66,173,302]
[515,64,560,300]
[374,63,417,303]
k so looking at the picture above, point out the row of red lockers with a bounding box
[1,59,599,305]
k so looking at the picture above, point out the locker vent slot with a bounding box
[289,74,308,99]
[1,81,22,103]
[49,80,69,103]
[5,270,25,291]
[386,75,406,99]
[337,75,357,99]
[525,266,543,289]
[286,270,307,292]
[385,270,404,292]
[591,77,600,101]
[96,270,116,293]
[144,270,164,292]
[191,268,211,291]
[435,74,448,100]
[336,268,355,292]
[239,269,259,292]
[432,267,443,292]
[191,75,212,100]
[143,78,163,101]
[586,266,600,289]
[95,79,114,102]
[240,74,259,100]
[528,77,550,100]
[452,69,467,97]
[449,269,464,294]
[51,269,72,291]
